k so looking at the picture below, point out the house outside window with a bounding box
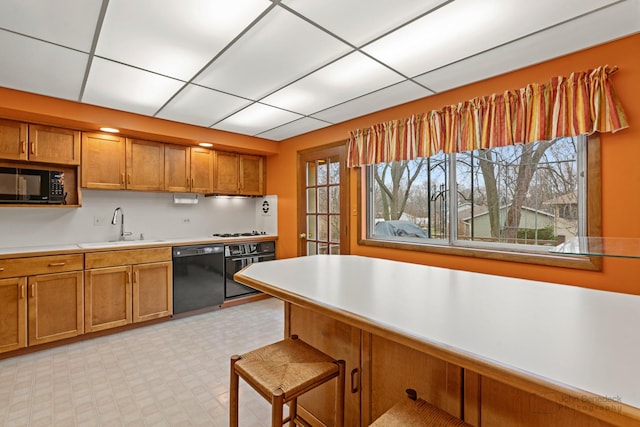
[365,135,590,259]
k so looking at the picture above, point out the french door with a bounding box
[297,143,350,256]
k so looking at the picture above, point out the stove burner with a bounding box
[213,231,267,238]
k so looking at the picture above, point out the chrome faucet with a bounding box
[111,207,133,240]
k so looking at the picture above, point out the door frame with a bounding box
[297,141,350,256]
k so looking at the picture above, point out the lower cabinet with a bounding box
[0,277,27,353]
[286,303,464,427]
[0,254,84,353]
[84,248,172,333]
[28,271,84,346]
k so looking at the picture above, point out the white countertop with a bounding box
[236,255,640,413]
[0,234,278,257]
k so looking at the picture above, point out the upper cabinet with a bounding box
[164,144,213,194]
[214,151,265,196]
[190,147,214,194]
[0,119,80,165]
[126,138,164,192]
[81,132,126,190]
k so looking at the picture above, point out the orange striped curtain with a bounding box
[347,65,629,167]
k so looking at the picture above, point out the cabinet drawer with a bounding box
[0,254,84,278]
[85,247,171,269]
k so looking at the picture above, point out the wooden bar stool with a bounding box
[370,389,471,426]
[230,335,346,427]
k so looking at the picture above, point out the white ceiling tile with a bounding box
[312,80,433,124]
[195,7,351,99]
[257,117,332,141]
[95,0,270,80]
[363,0,620,77]
[261,52,404,115]
[156,84,252,127]
[83,58,184,116]
[281,0,449,46]
[213,103,303,136]
[415,0,640,93]
[0,31,87,100]
[0,0,103,51]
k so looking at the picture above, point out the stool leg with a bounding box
[335,360,346,427]
[289,397,297,425]
[230,355,241,427]
[272,388,285,426]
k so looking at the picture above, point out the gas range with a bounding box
[212,231,267,238]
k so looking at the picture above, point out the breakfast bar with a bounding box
[235,255,640,426]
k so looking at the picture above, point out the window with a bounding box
[364,135,600,268]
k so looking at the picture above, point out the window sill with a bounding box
[359,237,602,271]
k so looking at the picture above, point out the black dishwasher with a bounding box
[172,244,224,316]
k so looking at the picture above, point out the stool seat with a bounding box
[370,389,471,426]
[235,337,340,400]
[230,335,345,427]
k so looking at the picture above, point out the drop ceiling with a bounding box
[0,0,638,141]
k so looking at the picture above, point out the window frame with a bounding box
[357,135,602,271]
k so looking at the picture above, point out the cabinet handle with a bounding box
[20,284,25,299]
[30,141,36,155]
[31,284,35,298]
[350,368,359,393]
[48,262,66,267]
[0,267,4,272]
[191,178,194,188]
[134,271,139,284]
[127,173,131,184]
[21,141,26,153]
[126,271,131,285]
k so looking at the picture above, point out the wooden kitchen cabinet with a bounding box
[287,304,362,427]
[126,138,164,191]
[213,151,265,196]
[0,119,80,165]
[28,271,84,346]
[28,124,81,165]
[190,147,214,194]
[165,144,191,192]
[84,248,172,332]
[0,277,27,353]
[81,132,126,190]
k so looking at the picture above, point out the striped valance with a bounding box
[347,65,629,167]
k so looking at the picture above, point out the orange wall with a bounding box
[0,87,279,155]
[269,34,640,295]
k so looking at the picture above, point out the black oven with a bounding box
[224,241,275,299]
[0,167,65,204]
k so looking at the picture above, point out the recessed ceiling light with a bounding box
[199,142,213,147]
[100,127,120,133]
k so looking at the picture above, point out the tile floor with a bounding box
[0,298,285,427]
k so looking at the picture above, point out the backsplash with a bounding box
[0,190,277,248]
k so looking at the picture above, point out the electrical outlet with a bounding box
[93,215,108,226]
[182,218,191,224]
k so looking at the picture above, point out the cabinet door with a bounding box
[165,144,191,192]
[28,271,83,346]
[132,261,172,323]
[28,124,81,165]
[81,132,126,189]
[0,277,27,353]
[214,151,239,194]
[126,138,164,191]
[0,119,28,161]
[85,266,132,332]
[288,304,362,427]
[190,147,213,194]
[239,154,265,195]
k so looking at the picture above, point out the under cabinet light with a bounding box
[199,142,213,147]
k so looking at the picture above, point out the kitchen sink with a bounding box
[77,239,167,249]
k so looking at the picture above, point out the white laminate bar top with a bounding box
[237,255,640,410]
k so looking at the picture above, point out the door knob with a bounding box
[299,233,306,239]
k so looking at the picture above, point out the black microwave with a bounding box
[0,167,65,204]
